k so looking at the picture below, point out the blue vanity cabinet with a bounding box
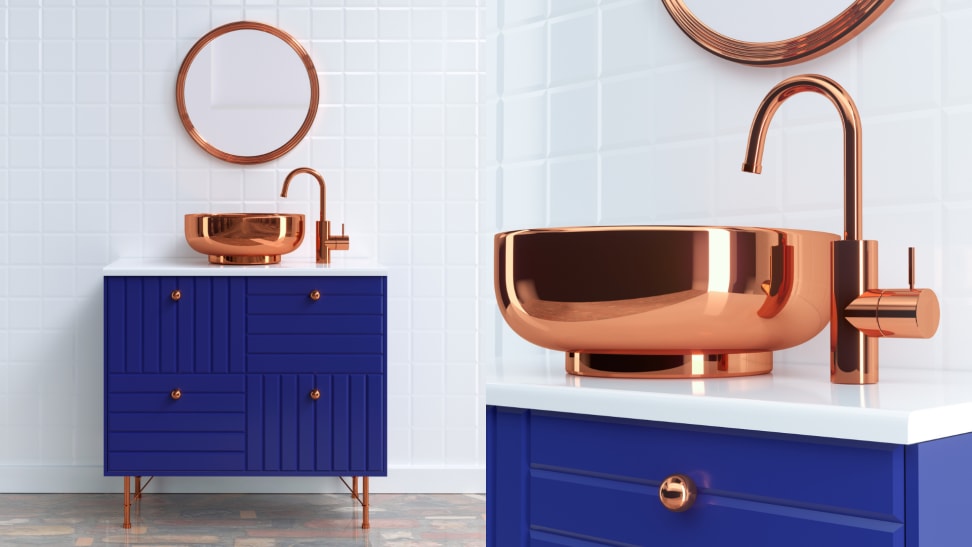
[104,275,386,478]
[488,406,972,546]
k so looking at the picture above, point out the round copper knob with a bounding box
[309,388,321,401]
[659,474,696,512]
[309,289,321,301]
[170,388,182,401]
[170,289,182,301]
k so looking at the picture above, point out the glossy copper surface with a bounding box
[494,226,838,377]
[743,75,939,384]
[280,167,350,264]
[184,213,305,265]
[175,21,319,165]
[661,0,894,67]
[659,474,697,513]
[568,352,772,379]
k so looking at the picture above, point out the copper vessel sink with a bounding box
[185,213,305,265]
[495,226,839,378]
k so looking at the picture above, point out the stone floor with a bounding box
[0,492,486,546]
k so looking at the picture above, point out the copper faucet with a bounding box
[742,74,939,384]
[280,167,350,264]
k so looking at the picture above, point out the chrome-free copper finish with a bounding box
[661,0,894,67]
[175,21,319,165]
[309,289,321,301]
[280,167,350,264]
[185,213,305,265]
[568,352,772,379]
[170,289,182,302]
[170,388,182,401]
[743,74,939,384]
[495,226,837,378]
[309,388,321,401]
[659,474,697,512]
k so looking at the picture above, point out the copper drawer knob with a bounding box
[659,474,696,512]
[309,289,321,301]
[309,388,321,401]
[170,289,182,301]
[170,388,182,401]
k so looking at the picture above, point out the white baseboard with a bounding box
[0,465,485,494]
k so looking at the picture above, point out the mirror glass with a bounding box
[177,22,319,164]
[663,0,894,67]
[683,0,854,42]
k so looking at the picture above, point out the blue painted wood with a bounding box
[531,468,902,546]
[247,294,385,315]
[281,375,298,472]
[332,375,351,471]
[248,315,384,334]
[488,406,911,547]
[263,374,281,471]
[159,277,178,374]
[105,275,386,478]
[530,411,904,520]
[367,374,385,472]
[246,375,264,472]
[487,406,531,547]
[109,413,245,433]
[247,334,383,355]
[247,276,384,295]
[246,354,384,374]
[110,432,244,452]
[349,375,367,471]
[298,374,316,472]
[905,432,972,546]
[141,277,161,374]
[109,452,246,473]
[315,374,334,472]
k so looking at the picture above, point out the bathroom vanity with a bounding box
[103,258,386,528]
[487,363,972,546]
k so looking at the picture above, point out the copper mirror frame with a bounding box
[175,21,320,164]
[662,0,894,67]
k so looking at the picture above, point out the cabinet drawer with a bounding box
[105,374,246,474]
[104,276,246,374]
[244,277,386,374]
[489,408,906,547]
[530,411,904,519]
[246,276,385,315]
[531,469,902,546]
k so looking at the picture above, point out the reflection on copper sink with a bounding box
[494,226,839,378]
[185,213,305,265]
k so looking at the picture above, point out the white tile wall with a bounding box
[490,1,971,373]
[0,1,484,493]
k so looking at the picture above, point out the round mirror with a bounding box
[662,0,894,66]
[176,21,319,164]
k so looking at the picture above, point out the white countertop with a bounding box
[486,360,972,445]
[103,257,387,276]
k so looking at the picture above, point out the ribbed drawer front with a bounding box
[245,276,386,374]
[245,374,385,474]
[105,375,246,474]
[104,276,246,374]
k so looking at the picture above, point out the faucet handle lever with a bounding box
[908,247,915,291]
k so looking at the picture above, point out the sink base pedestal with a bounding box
[566,351,772,378]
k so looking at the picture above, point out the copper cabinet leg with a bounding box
[362,476,370,529]
[134,476,142,500]
[352,475,358,499]
[123,476,132,529]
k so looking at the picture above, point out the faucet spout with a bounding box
[280,167,349,264]
[741,74,863,242]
